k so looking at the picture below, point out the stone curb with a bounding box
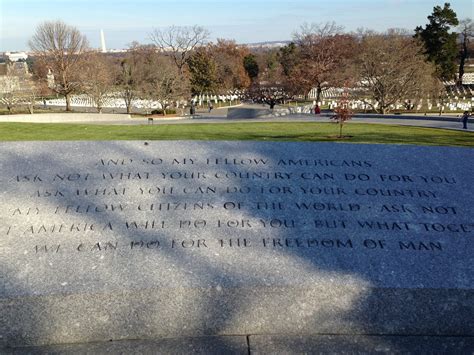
[3,334,473,354]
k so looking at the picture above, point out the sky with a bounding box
[0,0,472,52]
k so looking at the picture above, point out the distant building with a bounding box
[245,41,290,49]
[5,51,28,62]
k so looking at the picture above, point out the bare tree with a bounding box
[149,25,210,74]
[130,46,189,114]
[29,20,89,111]
[143,54,188,115]
[289,22,355,102]
[0,71,21,113]
[294,21,344,42]
[19,80,41,114]
[0,79,42,114]
[354,31,436,114]
[79,52,114,113]
[458,18,473,84]
[0,62,39,114]
[115,45,147,114]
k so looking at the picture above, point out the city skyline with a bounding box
[1,0,472,52]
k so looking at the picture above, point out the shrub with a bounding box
[151,109,176,115]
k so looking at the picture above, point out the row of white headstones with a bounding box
[39,94,241,109]
[321,99,473,112]
[38,92,472,112]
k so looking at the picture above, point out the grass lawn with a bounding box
[0,122,472,147]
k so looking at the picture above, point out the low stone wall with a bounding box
[0,113,131,123]
[227,105,314,119]
[270,104,314,116]
[227,107,273,119]
[227,106,474,122]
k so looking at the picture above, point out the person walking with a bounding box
[314,104,321,115]
[208,101,213,113]
[462,111,470,129]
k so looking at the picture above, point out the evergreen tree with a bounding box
[186,48,218,95]
[278,42,299,76]
[415,2,459,81]
[243,54,259,81]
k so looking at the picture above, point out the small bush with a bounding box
[151,109,177,115]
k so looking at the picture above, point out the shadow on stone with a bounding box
[1,141,473,351]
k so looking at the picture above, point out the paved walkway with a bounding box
[351,116,472,131]
[91,111,474,132]
[2,105,473,132]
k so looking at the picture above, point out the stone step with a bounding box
[3,335,473,354]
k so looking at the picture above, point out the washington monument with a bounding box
[100,29,107,53]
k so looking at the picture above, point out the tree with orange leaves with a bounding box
[330,87,353,138]
[208,39,251,92]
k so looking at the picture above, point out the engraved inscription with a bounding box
[2,150,472,261]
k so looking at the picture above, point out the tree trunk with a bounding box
[65,94,71,111]
[123,90,133,114]
[458,59,465,85]
[458,38,468,85]
[316,84,322,104]
[96,97,102,113]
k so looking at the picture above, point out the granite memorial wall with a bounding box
[1,141,473,347]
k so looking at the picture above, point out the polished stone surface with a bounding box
[1,141,473,347]
[249,335,474,354]
[3,336,248,354]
